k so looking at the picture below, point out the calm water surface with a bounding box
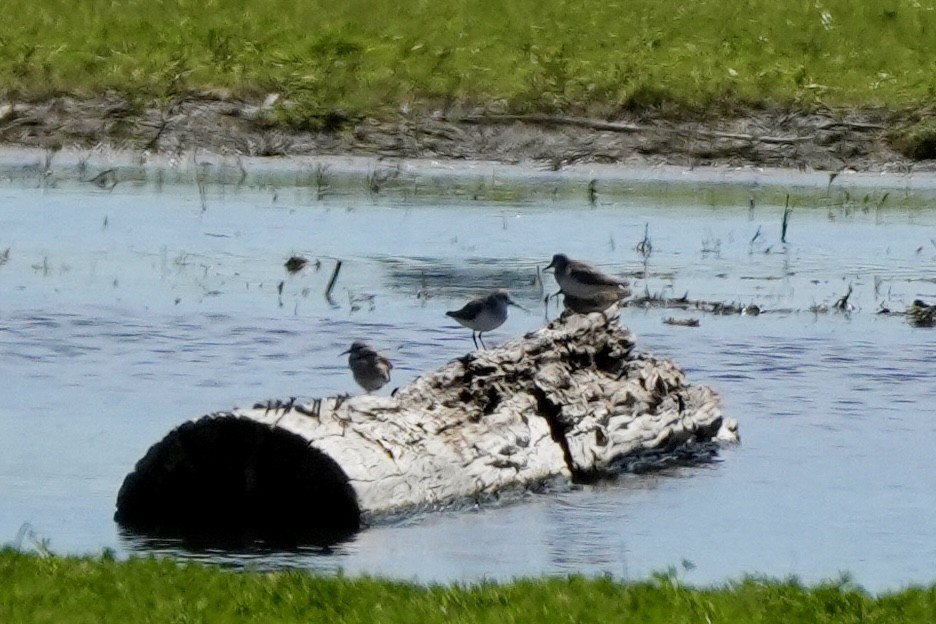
[1,154,935,591]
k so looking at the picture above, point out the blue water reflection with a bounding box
[1,160,935,591]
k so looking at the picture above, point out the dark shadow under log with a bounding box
[115,417,360,544]
[115,305,738,544]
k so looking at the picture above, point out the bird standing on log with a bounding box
[544,253,631,301]
[446,289,525,350]
[342,341,393,393]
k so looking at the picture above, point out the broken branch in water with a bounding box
[834,284,854,311]
[325,259,342,303]
[781,194,792,243]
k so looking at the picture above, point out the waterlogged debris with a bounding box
[877,304,899,316]
[630,293,764,317]
[834,284,854,312]
[663,317,700,327]
[712,302,761,316]
[808,285,855,315]
[0,248,9,267]
[89,168,118,190]
[349,292,376,313]
[908,299,936,328]
[285,255,309,274]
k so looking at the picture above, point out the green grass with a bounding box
[2,549,936,623]
[3,0,936,126]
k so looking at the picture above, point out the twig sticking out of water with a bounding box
[636,223,653,260]
[197,178,208,212]
[826,171,840,196]
[781,195,792,243]
[313,163,330,200]
[236,158,248,187]
[701,236,721,256]
[833,284,853,311]
[533,266,544,291]
[42,143,60,179]
[636,222,653,280]
[587,179,597,206]
[365,166,400,197]
[193,152,209,213]
[325,260,342,304]
[0,247,9,267]
[749,225,763,254]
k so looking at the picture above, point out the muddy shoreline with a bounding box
[1,95,932,173]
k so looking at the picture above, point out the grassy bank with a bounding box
[2,549,935,623]
[2,0,936,125]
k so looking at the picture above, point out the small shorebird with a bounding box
[544,253,630,300]
[561,290,628,315]
[341,341,393,393]
[446,289,525,350]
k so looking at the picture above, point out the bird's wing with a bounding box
[569,263,627,287]
[447,295,488,319]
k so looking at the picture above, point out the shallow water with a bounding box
[2,153,936,591]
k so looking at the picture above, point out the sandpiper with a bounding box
[446,289,525,350]
[544,253,630,300]
[341,341,393,393]
[561,289,628,314]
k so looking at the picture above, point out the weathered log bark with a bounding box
[115,305,738,543]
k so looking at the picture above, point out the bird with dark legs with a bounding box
[446,289,526,350]
[342,341,393,393]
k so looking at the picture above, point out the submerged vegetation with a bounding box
[2,549,936,623]
[3,0,936,127]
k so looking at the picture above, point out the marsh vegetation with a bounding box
[3,1,936,164]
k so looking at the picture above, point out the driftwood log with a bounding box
[115,305,738,543]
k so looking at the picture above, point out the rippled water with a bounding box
[1,152,935,591]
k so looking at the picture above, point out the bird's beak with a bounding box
[340,349,351,356]
[543,260,555,272]
[508,299,530,312]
